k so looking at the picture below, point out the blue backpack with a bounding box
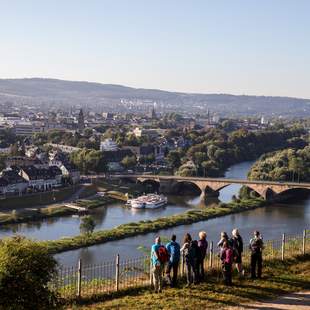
[167,241,180,263]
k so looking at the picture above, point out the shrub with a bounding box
[0,236,59,310]
[80,215,96,235]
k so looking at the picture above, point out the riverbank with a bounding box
[0,178,122,226]
[70,254,310,309]
[0,185,81,210]
[41,197,266,254]
[0,196,116,226]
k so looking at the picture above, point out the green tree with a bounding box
[289,157,303,182]
[32,132,48,146]
[121,155,137,169]
[70,149,107,174]
[0,236,59,309]
[166,150,182,170]
[9,142,25,156]
[0,154,7,171]
[80,216,96,235]
[178,167,197,177]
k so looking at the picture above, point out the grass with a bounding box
[40,198,266,254]
[68,254,310,309]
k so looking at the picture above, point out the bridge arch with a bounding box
[172,180,202,195]
[274,187,310,198]
[137,179,160,192]
[209,184,230,192]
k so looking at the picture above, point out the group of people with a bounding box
[150,229,264,293]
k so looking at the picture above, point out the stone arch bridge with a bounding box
[114,174,310,200]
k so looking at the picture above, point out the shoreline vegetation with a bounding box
[248,146,310,182]
[41,197,266,254]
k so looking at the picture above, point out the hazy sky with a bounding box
[1,0,309,98]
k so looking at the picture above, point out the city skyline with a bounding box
[1,0,310,98]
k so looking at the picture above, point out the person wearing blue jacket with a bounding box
[165,234,180,287]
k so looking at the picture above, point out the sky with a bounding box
[0,0,309,98]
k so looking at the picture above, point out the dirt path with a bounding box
[230,291,310,310]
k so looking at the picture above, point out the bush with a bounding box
[0,236,59,310]
[80,215,96,235]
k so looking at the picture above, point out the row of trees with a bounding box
[248,146,310,182]
[70,149,107,174]
[164,126,308,177]
[33,130,100,149]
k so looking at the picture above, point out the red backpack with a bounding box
[158,246,170,263]
[224,248,234,264]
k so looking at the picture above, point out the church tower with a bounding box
[78,109,85,133]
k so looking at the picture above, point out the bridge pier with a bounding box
[200,187,220,201]
[159,180,175,194]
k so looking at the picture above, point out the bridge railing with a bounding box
[51,229,309,300]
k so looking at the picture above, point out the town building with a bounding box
[0,168,28,195]
[19,165,63,191]
[100,138,118,151]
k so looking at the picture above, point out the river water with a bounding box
[0,161,251,240]
[54,161,310,266]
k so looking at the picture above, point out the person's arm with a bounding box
[249,238,253,250]
[166,243,171,255]
[151,245,159,260]
[180,243,187,252]
[217,238,223,247]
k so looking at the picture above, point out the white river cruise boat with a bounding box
[127,194,168,209]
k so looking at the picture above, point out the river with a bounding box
[54,161,310,266]
[0,161,251,240]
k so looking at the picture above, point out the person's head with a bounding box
[254,231,260,238]
[223,241,229,249]
[232,228,239,237]
[155,236,161,244]
[183,233,192,244]
[171,234,176,242]
[221,231,228,239]
[199,231,207,240]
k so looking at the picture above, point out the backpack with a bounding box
[223,248,234,264]
[158,245,170,263]
[198,239,208,260]
[250,238,263,254]
[185,240,198,261]
[168,242,180,264]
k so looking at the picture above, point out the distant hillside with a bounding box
[0,78,309,117]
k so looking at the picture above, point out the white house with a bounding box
[100,138,118,151]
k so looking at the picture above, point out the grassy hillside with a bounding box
[70,255,310,310]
